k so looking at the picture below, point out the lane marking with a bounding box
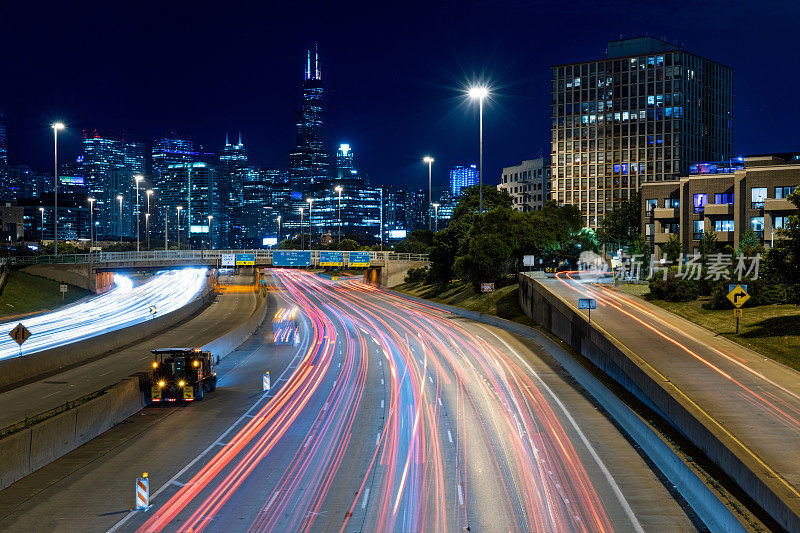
[380,400,384,409]
[477,324,644,533]
[447,430,453,443]
[438,397,442,407]
[361,488,370,509]
[265,491,280,511]
[457,484,464,505]
[380,378,384,385]
[375,432,381,446]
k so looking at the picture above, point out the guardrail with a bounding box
[8,250,430,266]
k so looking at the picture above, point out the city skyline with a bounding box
[1,1,799,191]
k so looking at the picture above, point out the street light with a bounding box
[334,186,343,245]
[306,198,314,248]
[432,202,440,232]
[52,122,65,255]
[423,156,434,230]
[276,215,282,244]
[299,207,305,250]
[207,215,213,249]
[146,189,153,249]
[468,86,489,213]
[88,197,95,258]
[39,207,45,245]
[134,175,143,252]
[117,194,124,243]
[176,206,183,251]
[164,205,169,251]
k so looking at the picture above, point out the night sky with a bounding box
[1,0,798,190]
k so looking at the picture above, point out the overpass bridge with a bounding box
[10,250,429,292]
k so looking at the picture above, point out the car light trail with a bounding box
[0,268,207,360]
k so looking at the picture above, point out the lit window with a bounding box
[714,193,734,205]
[645,199,658,212]
[751,217,765,234]
[751,188,767,208]
[774,216,788,229]
[693,193,708,213]
[714,219,734,232]
[776,186,795,199]
[693,220,704,239]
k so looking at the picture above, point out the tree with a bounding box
[395,230,433,255]
[454,207,517,290]
[661,234,682,262]
[597,191,641,249]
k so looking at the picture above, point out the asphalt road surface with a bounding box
[0,270,696,532]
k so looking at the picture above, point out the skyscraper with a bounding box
[551,36,733,228]
[0,109,8,201]
[160,162,217,248]
[499,158,551,212]
[449,164,479,196]
[218,132,248,247]
[288,45,330,230]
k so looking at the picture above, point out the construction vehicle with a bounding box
[147,348,217,403]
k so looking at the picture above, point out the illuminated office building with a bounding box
[499,158,551,212]
[288,45,330,230]
[0,110,7,201]
[159,162,218,248]
[551,36,733,228]
[450,164,479,196]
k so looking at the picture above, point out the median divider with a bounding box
[392,288,752,532]
[202,290,268,361]
[0,287,214,391]
[0,377,145,491]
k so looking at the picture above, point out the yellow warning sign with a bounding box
[733,308,743,318]
[726,285,750,308]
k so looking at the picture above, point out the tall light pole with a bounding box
[146,189,153,249]
[39,207,45,245]
[334,186,343,245]
[117,194,123,243]
[164,207,168,251]
[423,156,434,230]
[134,175,143,252]
[207,215,213,249]
[306,198,314,248]
[468,86,489,213]
[88,197,95,258]
[299,207,305,250]
[276,215,281,243]
[432,202,440,232]
[176,206,183,251]
[52,122,65,255]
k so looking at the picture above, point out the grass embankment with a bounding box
[394,280,536,327]
[613,283,800,372]
[0,270,90,319]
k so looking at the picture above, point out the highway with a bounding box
[0,268,208,360]
[0,275,258,430]
[0,270,695,531]
[540,272,800,521]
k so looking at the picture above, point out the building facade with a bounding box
[159,162,218,248]
[0,110,7,201]
[552,36,733,228]
[449,164,479,197]
[499,158,551,212]
[641,154,799,258]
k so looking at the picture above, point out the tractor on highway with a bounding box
[146,348,217,403]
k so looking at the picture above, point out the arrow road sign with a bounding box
[9,323,31,346]
[726,285,750,308]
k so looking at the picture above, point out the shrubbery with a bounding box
[404,266,429,284]
[648,267,700,301]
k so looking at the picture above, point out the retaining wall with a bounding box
[0,287,214,390]
[0,377,145,491]
[517,274,799,532]
[391,289,752,532]
[202,291,268,361]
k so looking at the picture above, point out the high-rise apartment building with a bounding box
[450,164,479,196]
[499,158,551,212]
[551,36,733,228]
[288,45,330,230]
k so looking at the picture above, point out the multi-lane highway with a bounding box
[0,268,208,360]
[0,269,697,531]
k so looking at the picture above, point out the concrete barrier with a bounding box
[0,287,214,390]
[517,275,799,532]
[391,289,751,532]
[0,377,145,491]
[202,291,268,361]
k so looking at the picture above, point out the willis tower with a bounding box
[288,45,330,231]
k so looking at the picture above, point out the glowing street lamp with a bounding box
[117,194,124,243]
[468,86,489,213]
[176,206,183,251]
[134,175,144,252]
[39,207,45,244]
[88,197,95,258]
[207,215,213,249]
[432,202,440,232]
[334,186,343,245]
[276,215,282,243]
[299,207,305,250]
[306,198,314,247]
[423,156,434,230]
[146,189,153,249]
[52,122,65,255]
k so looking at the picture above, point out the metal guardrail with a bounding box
[8,250,430,266]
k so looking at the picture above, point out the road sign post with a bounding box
[9,322,31,357]
[263,371,270,392]
[135,473,150,511]
[578,298,597,325]
[480,283,494,293]
[59,284,67,300]
[727,285,750,334]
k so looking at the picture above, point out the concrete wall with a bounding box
[0,377,145,491]
[393,289,751,531]
[379,260,429,287]
[21,264,114,294]
[0,287,213,390]
[517,274,799,532]
[202,291,268,361]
